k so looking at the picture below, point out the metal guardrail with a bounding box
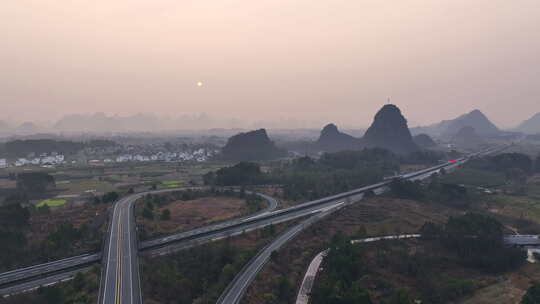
[216,199,352,304]
[0,144,509,295]
[0,253,100,287]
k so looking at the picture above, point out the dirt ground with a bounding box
[28,202,109,244]
[138,196,248,237]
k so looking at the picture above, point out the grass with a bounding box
[162,180,183,188]
[36,199,67,207]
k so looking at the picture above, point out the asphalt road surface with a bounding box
[216,198,354,304]
[0,253,99,287]
[98,189,279,304]
[100,192,142,304]
[0,267,93,297]
[215,148,497,304]
[1,144,507,298]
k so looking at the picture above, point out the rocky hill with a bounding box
[515,112,540,134]
[413,133,437,148]
[411,109,499,138]
[451,126,485,149]
[316,124,361,152]
[220,129,287,161]
[363,104,419,154]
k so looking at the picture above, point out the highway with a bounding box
[98,189,280,304]
[0,267,93,296]
[0,144,507,298]
[142,195,355,257]
[215,149,494,304]
[0,253,99,287]
[139,192,279,250]
[99,191,142,304]
[0,190,279,297]
[216,197,355,304]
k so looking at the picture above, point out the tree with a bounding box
[16,172,55,195]
[522,282,540,304]
[72,272,86,291]
[0,203,30,231]
[354,225,368,238]
[102,192,119,204]
[2,193,29,206]
[142,207,154,220]
[389,179,424,200]
[203,171,216,185]
[442,213,525,272]
[160,209,171,221]
[389,288,413,304]
[38,286,65,304]
[277,276,294,302]
[220,263,236,286]
[214,162,262,186]
[419,222,442,239]
[535,154,540,173]
[47,223,81,252]
[492,153,533,173]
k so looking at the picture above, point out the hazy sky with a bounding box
[2,1,539,128]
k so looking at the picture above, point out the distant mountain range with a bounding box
[411,109,500,138]
[515,112,540,134]
[0,113,338,135]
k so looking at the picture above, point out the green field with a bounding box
[162,180,183,188]
[37,199,67,207]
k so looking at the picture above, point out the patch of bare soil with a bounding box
[28,202,109,243]
[139,196,247,236]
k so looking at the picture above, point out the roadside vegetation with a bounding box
[242,151,540,304]
[141,221,293,304]
[241,196,453,304]
[204,148,458,202]
[0,160,225,271]
[0,265,101,304]
[136,188,265,240]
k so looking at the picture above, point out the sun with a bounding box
[197,81,203,87]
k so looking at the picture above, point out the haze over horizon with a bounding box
[2,1,540,128]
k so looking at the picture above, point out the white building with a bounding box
[0,159,7,168]
[116,155,132,162]
[15,158,29,167]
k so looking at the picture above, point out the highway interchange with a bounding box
[0,145,508,302]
